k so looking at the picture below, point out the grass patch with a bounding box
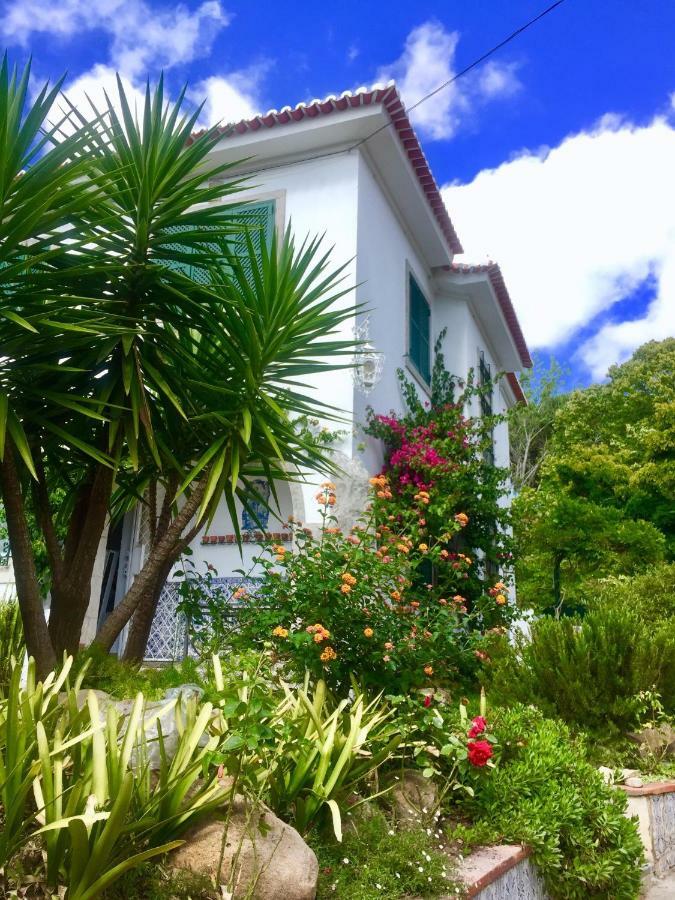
[311,811,459,899]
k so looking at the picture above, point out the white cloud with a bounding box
[53,61,266,138]
[7,0,268,137]
[56,65,147,127]
[377,21,520,141]
[189,62,270,127]
[442,113,675,380]
[2,0,228,78]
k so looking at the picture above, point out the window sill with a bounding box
[404,360,431,398]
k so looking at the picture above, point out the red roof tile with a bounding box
[449,262,533,369]
[189,83,463,255]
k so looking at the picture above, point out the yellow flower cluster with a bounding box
[488,581,508,604]
[340,572,357,594]
[414,490,430,505]
[315,481,337,507]
[272,544,287,562]
[363,627,374,638]
[307,623,330,643]
[320,646,337,662]
[272,626,288,638]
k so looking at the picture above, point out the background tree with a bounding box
[508,355,566,491]
[512,339,674,613]
[0,62,355,672]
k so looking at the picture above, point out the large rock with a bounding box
[390,769,439,828]
[170,796,318,900]
[627,724,675,759]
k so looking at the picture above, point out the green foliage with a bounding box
[486,605,675,732]
[313,811,454,899]
[78,646,204,700]
[0,654,229,896]
[0,601,24,687]
[513,339,675,612]
[467,706,644,899]
[509,354,567,491]
[584,562,675,624]
[385,689,497,792]
[174,557,239,657]
[208,656,401,839]
[234,484,502,695]
[102,864,215,900]
[513,486,665,614]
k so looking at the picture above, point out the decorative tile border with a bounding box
[201,532,293,544]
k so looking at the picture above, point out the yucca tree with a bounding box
[0,62,356,672]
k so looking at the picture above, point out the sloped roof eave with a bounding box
[189,83,463,256]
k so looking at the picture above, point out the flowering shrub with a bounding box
[364,362,517,669]
[388,688,497,794]
[234,484,497,693]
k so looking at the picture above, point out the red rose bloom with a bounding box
[467,739,493,767]
[423,694,432,708]
[468,715,487,738]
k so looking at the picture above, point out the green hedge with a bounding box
[466,706,644,899]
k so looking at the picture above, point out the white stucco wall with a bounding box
[119,143,518,596]
[353,151,441,474]
[222,152,360,522]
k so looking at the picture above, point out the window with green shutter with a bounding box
[479,351,495,466]
[161,199,275,282]
[408,273,431,383]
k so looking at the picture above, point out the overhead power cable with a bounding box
[349,0,569,151]
[238,0,569,178]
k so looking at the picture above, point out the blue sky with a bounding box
[2,0,674,387]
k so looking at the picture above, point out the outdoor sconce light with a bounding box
[353,317,385,395]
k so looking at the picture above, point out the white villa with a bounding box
[80,82,532,660]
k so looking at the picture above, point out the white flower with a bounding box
[342,858,349,865]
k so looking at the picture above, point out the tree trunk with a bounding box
[93,477,207,652]
[552,552,563,617]
[48,583,95,658]
[121,559,174,663]
[47,465,113,656]
[0,442,56,676]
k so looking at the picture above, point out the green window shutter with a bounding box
[409,274,431,382]
[479,351,495,466]
[161,199,275,283]
[227,200,275,283]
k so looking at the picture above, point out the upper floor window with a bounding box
[409,274,431,383]
[479,351,495,466]
[162,198,276,282]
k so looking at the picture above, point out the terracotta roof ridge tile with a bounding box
[188,81,463,255]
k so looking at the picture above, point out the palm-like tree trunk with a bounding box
[0,441,56,675]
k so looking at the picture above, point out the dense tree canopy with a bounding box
[0,59,355,671]
[511,339,674,613]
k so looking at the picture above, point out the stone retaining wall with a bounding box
[618,780,675,877]
[456,845,547,899]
